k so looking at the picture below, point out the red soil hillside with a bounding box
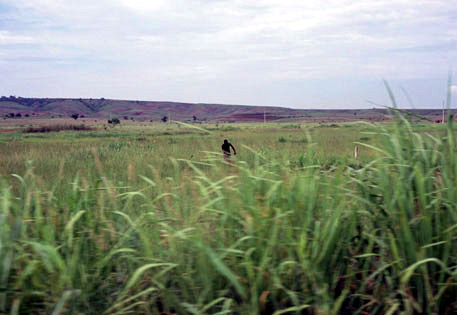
[0,96,454,122]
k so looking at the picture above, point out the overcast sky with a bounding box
[0,0,456,109]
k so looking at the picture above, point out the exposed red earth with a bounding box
[1,97,455,123]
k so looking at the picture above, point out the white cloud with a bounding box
[0,31,36,44]
[118,0,168,12]
[1,0,456,107]
[451,85,457,95]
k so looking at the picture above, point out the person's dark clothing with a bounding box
[222,140,236,157]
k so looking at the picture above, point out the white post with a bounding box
[354,145,359,160]
[442,100,445,124]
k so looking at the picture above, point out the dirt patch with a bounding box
[0,129,17,133]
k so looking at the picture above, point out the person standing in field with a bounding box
[221,139,236,158]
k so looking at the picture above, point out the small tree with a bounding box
[108,117,120,126]
[71,114,79,120]
[15,113,22,118]
[193,115,197,121]
[161,116,168,123]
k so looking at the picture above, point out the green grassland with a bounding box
[0,121,379,180]
[1,117,456,314]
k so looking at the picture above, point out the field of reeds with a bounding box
[0,114,456,314]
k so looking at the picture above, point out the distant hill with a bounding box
[0,96,453,122]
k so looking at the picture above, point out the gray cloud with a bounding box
[0,0,456,108]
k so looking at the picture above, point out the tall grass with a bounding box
[0,114,456,314]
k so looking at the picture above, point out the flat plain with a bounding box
[1,116,456,314]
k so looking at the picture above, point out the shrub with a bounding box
[22,124,94,133]
[108,118,120,125]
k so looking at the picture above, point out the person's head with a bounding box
[224,139,228,144]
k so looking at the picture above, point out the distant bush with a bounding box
[108,118,120,125]
[316,123,340,128]
[278,136,287,143]
[23,124,94,133]
[281,124,301,129]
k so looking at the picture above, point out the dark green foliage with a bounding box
[108,118,120,125]
[23,124,94,133]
